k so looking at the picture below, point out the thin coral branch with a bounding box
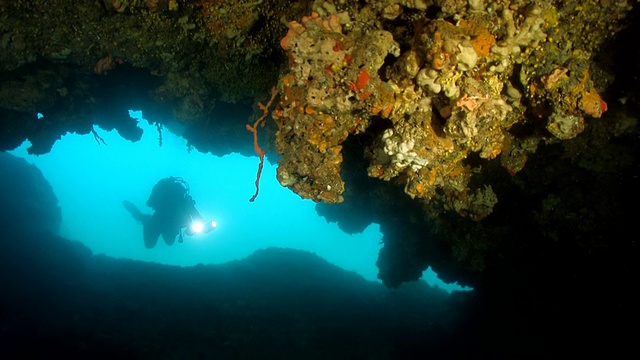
[156,122,164,147]
[246,87,278,202]
[91,126,107,146]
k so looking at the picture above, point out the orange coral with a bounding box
[348,68,373,100]
[457,20,495,58]
[356,67,370,90]
[145,0,167,11]
[280,21,306,50]
[471,28,495,58]
[349,67,370,92]
[579,88,607,118]
[94,55,122,75]
[246,87,278,202]
[372,83,395,118]
[300,11,342,33]
[281,10,343,52]
[112,0,127,12]
[358,91,373,101]
[431,52,449,70]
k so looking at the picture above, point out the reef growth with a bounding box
[272,0,629,222]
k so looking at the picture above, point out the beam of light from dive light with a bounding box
[191,220,205,234]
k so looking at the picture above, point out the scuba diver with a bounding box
[122,177,216,248]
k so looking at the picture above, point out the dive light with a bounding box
[188,219,217,235]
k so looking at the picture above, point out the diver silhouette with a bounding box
[123,177,216,248]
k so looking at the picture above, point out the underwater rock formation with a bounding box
[268,0,639,288]
[0,0,289,154]
[273,0,629,221]
[0,152,61,234]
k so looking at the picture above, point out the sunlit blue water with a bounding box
[11,110,465,291]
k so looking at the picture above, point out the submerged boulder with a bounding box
[0,152,61,236]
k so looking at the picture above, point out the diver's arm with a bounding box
[122,200,151,223]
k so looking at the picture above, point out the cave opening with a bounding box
[9,109,467,292]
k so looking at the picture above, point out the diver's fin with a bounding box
[122,200,151,223]
[144,214,161,249]
[162,229,178,246]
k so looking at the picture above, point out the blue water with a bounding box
[11,110,465,291]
